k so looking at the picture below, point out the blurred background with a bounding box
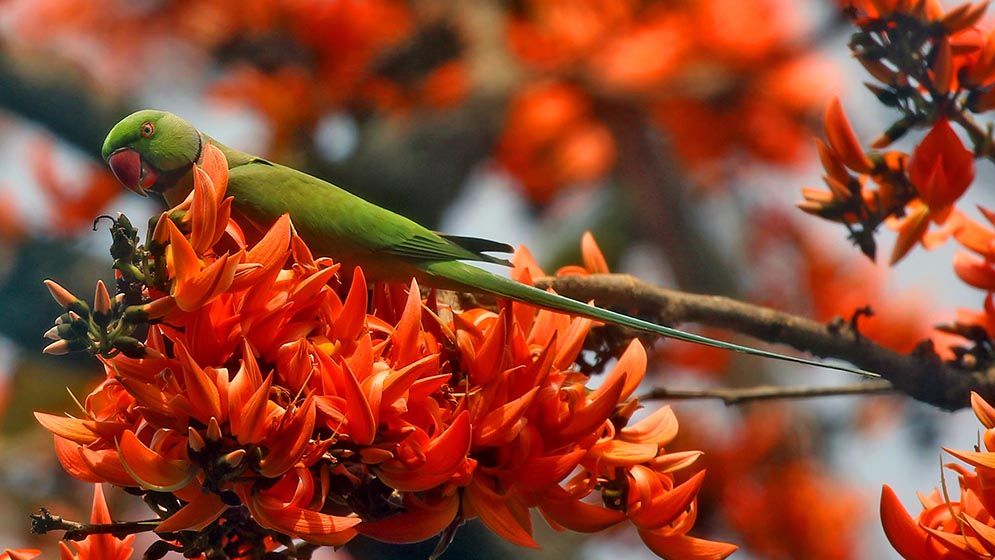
[0,0,988,558]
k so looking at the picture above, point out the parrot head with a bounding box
[102,110,202,197]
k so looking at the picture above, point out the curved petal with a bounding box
[589,439,659,467]
[620,405,678,446]
[378,411,471,492]
[637,530,738,560]
[156,490,227,533]
[243,487,360,546]
[358,493,459,544]
[538,486,625,533]
[465,477,538,548]
[35,413,98,444]
[474,387,538,447]
[53,437,102,482]
[629,470,705,530]
[117,430,194,492]
[880,485,934,560]
[259,395,316,477]
[79,446,136,487]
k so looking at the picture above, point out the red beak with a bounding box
[107,148,159,196]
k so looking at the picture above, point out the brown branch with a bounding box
[30,508,161,541]
[639,380,896,406]
[951,110,995,162]
[535,273,995,411]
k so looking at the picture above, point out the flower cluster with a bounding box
[7,0,467,157]
[792,0,995,370]
[703,407,864,560]
[881,392,995,559]
[35,145,734,558]
[799,1,991,263]
[498,0,832,201]
[8,0,833,205]
[58,485,135,560]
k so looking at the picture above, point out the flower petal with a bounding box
[358,493,459,544]
[638,530,738,560]
[156,490,227,533]
[538,485,625,533]
[117,430,194,492]
[621,405,678,446]
[465,477,538,548]
[880,485,934,560]
[378,411,471,492]
[34,413,98,444]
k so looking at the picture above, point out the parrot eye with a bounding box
[140,122,155,138]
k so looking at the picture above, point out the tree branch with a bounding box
[535,273,994,411]
[639,380,896,405]
[30,508,160,541]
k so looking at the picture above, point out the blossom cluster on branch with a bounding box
[29,145,734,559]
[797,0,995,370]
[786,2,995,558]
[882,392,995,558]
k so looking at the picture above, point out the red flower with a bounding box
[38,148,733,558]
[58,485,134,560]
[881,392,995,559]
[1,550,41,560]
[496,81,615,203]
[908,119,975,220]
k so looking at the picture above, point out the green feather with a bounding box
[102,110,880,379]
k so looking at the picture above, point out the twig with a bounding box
[639,380,896,405]
[30,508,161,541]
[535,273,995,411]
[951,110,995,162]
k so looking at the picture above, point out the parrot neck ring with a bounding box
[107,147,160,197]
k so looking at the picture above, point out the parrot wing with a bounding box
[226,160,512,266]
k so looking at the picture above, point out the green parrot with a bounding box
[101,110,877,378]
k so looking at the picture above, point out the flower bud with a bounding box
[188,427,206,453]
[864,83,900,107]
[941,1,988,32]
[871,118,914,149]
[207,417,222,442]
[43,340,70,355]
[123,297,176,322]
[220,449,247,468]
[858,56,899,85]
[93,280,112,317]
[932,37,953,96]
[44,280,87,315]
[112,336,146,359]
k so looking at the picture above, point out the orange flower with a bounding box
[586,8,689,93]
[496,81,615,202]
[824,98,874,174]
[38,147,732,558]
[1,550,41,560]
[58,485,134,560]
[880,392,995,559]
[908,119,975,220]
[681,406,865,559]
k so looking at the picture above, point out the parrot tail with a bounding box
[425,261,880,379]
